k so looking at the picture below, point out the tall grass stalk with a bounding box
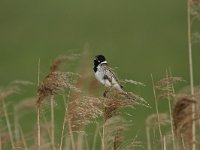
[151,74,163,150]
[41,113,52,146]
[169,69,180,150]
[59,108,66,150]
[181,134,186,150]
[68,119,75,150]
[37,58,41,150]
[77,132,84,150]
[20,126,28,150]
[64,135,70,150]
[92,123,99,150]
[187,0,196,149]
[166,70,175,150]
[85,134,90,150]
[50,96,55,150]
[59,93,69,150]
[102,124,105,150]
[14,108,20,143]
[37,108,40,149]
[146,126,151,150]
[163,135,166,150]
[2,98,15,149]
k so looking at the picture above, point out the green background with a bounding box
[0,0,200,149]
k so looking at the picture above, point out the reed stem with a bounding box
[37,58,41,150]
[187,0,196,149]
[2,98,15,149]
[50,96,55,150]
[151,74,163,150]
[166,70,176,150]
[146,126,151,150]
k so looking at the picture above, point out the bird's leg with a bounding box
[103,87,110,97]
[103,88,108,97]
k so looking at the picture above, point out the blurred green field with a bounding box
[0,0,200,149]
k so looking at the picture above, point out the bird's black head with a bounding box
[93,55,107,72]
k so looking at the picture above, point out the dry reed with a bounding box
[151,74,163,149]
[35,54,80,150]
[187,0,200,149]
[102,76,147,150]
[36,54,80,107]
[173,96,197,148]
[68,96,103,131]
[0,81,33,149]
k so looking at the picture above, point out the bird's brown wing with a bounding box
[101,64,123,88]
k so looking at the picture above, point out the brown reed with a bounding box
[36,54,80,107]
[68,96,103,131]
[0,81,32,149]
[173,96,197,147]
[102,81,147,150]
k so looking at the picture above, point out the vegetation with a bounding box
[0,0,200,150]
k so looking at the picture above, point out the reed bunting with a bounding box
[93,55,124,93]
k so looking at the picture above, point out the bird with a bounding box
[93,55,124,94]
[93,55,150,108]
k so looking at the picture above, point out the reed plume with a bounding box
[102,76,147,150]
[68,96,103,131]
[36,54,81,107]
[154,76,184,100]
[173,96,198,148]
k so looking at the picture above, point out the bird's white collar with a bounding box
[100,61,107,64]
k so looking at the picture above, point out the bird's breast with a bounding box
[95,69,111,87]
